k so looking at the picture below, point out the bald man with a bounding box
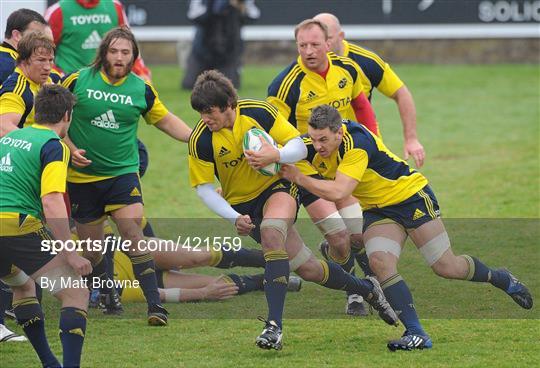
[314,13,425,168]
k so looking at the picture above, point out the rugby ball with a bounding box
[242,128,281,176]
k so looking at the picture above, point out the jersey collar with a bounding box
[14,67,49,89]
[342,40,350,56]
[1,41,18,54]
[31,124,53,131]
[297,54,332,80]
[99,71,128,86]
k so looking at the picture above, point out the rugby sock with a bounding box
[352,246,375,277]
[89,255,111,294]
[35,283,43,303]
[381,274,426,336]
[13,298,60,367]
[213,248,266,269]
[103,234,116,284]
[0,282,11,324]
[59,307,87,368]
[129,253,161,306]
[141,218,156,237]
[318,260,373,297]
[462,255,511,290]
[327,250,357,297]
[225,273,264,294]
[264,250,289,328]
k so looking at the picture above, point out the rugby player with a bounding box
[0,84,91,367]
[61,27,192,326]
[113,251,301,303]
[267,18,377,316]
[189,70,398,350]
[313,13,425,168]
[280,105,533,351]
[0,32,56,137]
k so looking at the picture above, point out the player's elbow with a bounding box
[41,192,66,218]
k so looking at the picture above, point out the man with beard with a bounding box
[61,27,192,326]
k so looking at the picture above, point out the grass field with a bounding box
[2,64,539,367]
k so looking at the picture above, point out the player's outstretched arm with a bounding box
[155,112,193,142]
[392,85,425,168]
[195,183,255,235]
[280,164,358,203]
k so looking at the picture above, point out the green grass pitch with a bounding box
[2,64,539,367]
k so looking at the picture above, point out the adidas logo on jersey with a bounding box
[218,146,231,157]
[81,30,101,50]
[306,90,317,101]
[0,153,13,172]
[130,187,141,197]
[318,162,327,170]
[91,110,119,129]
[413,208,425,221]
[338,78,348,89]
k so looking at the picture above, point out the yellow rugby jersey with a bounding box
[189,99,300,205]
[305,121,428,210]
[113,251,146,302]
[267,53,364,135]
[0,67,53,128]
[343,40,404,100]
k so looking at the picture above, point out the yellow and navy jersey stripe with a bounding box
[343,40,404,100]
[61,71,80,91]
[40,138,70,197]
[305,120,428,209]
[267,62,305,128]
[267,53,364,134]
[49,69,63,84]
[328,53,360,83]
[0,70,43,128]
[0,43,18,84]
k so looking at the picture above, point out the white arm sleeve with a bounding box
[196,183,240,224]
[278,137,307,164]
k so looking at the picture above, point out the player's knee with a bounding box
[325,229,349,254]
[56,286,89,306]
[350,233,364,251]
[10,277,35,297]
[295,257,322,282]
[431,252,460,279]
[260,219,288,249]
[338,202,363,237]
[314,211,347,238]
[365,236,401,273]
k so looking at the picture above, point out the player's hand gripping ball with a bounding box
[243,128,281,176]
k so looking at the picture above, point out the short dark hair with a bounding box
[308,105,343,132]
[190,70,238,113]
[16,31,55,64]
[34,85,77,125]
[91,27,139,72]
[4,8,47,39]
[294,19,328,40]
